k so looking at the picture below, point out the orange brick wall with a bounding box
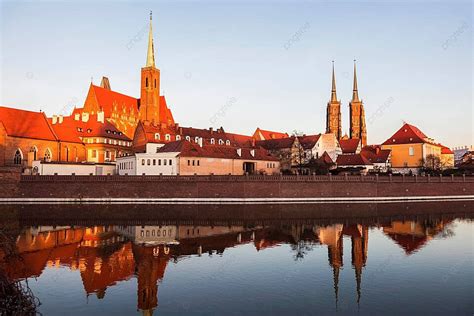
[178,156,280,175]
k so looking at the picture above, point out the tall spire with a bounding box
[352,59,360,103]
[146,11,156,68]
[331,61,338,102]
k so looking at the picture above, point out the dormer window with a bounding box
[195,136,199,143]
[77,127,83,132]
[106,130,111,134]
[186,136,191,141]
[176,135,181,141]
[155,133,160,140]
[87,129,92,133]
[226,140,230,146]
[210,138,215,144]
[165,134,171,141]
[218,139,224,145]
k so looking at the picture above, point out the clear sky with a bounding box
[1,0,472,147]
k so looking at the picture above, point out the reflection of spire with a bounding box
[333,265,340,310]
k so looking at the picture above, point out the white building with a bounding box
[32,160,116,175]
[116,143,179,175]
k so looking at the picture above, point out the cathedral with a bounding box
[326,61,367,147]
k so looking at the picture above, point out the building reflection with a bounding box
[0,218,454,314]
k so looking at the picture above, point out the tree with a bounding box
[291,130,306,174]
[419,154,442,175]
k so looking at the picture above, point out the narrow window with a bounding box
[197,160,200,166]
[409,147,414,156]
[154,79,157,88]
[158,159,161,166]
[147,159,151,165]
[188,160,190,166]
[164,159,167,166]
[146,77,148,87]
[192,160,195,166]
[153,159,156,165]
[169,159,172,165]
[13,149,22,165]
[142,159,145,166]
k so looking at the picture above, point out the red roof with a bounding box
[49,115,131,143]
[440,145,453,154]
[360,145,391,163]
[336,154,372,166]
[158,140,279,161]
[253,128,288,141]
[0,106,57,141]
[158,96,175,126]
[318,151,334,165]
[339,138,360,154]
[89,85,139,117]
[298,134,321,150]
[382,123,434,145]
[256,137,296,150]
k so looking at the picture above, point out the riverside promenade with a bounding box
[0,169,473,204]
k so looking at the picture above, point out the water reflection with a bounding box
[0,203,466,314]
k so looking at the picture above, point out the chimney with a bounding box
[58,115,63,124]
[97,111,105,123]
[52,115,58,124]
[209,127,213,134]
[375,147,380,155]
[74,113,80,121]
[250,149,255,157]
[237,148,242,157]
[81,112,89,122]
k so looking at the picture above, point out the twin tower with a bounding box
[326,61,367,146]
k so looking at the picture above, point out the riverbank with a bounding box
[0,174,473,203]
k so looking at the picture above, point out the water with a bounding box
[0,202,473,315]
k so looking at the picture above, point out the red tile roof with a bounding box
[158,140,279,161]
[256,137,296,150]
[90,85,139,117]
[339,138,360,154]
[382,123,434,145]
[254,128,288,140]
[360,145,391,163]
[298,134,321,150]
[318,151,334,165]
[158,96,175,126]
[336,154,372,166]
[440,145,453,154]
[0,106,57,141]
[49,115,131,143]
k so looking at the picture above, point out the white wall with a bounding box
[32,161,116,175]
[117,152,180,175]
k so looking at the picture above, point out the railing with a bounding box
[20,174,474,183]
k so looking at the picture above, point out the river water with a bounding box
[0,202,473,315]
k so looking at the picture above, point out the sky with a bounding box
[0,0,472,147]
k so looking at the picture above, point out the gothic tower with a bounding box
[326,62,342,139]
[349,61,367,146]
[139,11,161,125]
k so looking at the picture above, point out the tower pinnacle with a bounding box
[352,59,360,103]
[146,11,155,68]
[331,61,338,102]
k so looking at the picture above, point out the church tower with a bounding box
[139,11,161,125]
[349,61,367,146]
[326,62,342,139]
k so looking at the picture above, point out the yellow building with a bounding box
[381,123,443,174]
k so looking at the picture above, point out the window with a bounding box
[210,138,215,144]
[195,136,199,143]
[169,159,172,165]
[155,133,160,140]
[92,150,97,158]
[13,149,22,165]
[153,159,156,165]
[164,159,167,166]
[146,77,148,87]
[154,79,157,88]
[106,151,110,159]
[188,160,190,166]
[147,159,151,165]
[44,149,52,162]
[197,160,200,166]
[219,139,224,145]
[226,140,230,146]
[165,134,171,141]
[176,135,181,141]
[142,159,145,166]
[186,136,191,141]
[409,147,414,156]
[192,160,195,166]
[29,146,37,160]
[158,159,161,165]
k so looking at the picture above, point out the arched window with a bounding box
[44,148,52,162]
[218,139,224,145]
[195,136,199,143]
[225,140,231,146]
[29,146,37,160]
[146,77,148,87]
[155,133,160,140]
[210,138,215,144]
[165,134,171,141]
[154,79,157,88]
[13,149,22,165]
[176,135,181,141]
[185,136,191,141]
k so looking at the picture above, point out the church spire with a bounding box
[146,11,156,68]
[352,60,360,103]
[331,61,338,102]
